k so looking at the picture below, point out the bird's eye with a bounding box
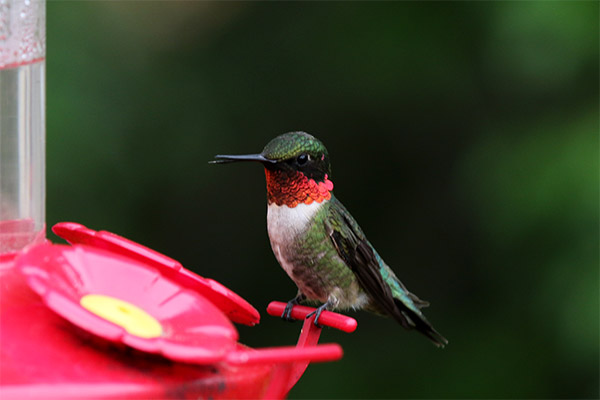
[296,153,309,166]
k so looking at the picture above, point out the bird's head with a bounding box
[212,131,334,207]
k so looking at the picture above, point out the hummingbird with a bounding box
[211,132,448,347]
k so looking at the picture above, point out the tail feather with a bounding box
[394,298,448,348]
[408,292,430,309]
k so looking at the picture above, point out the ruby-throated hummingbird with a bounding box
[212,132,448,347]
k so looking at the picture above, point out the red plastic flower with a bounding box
[51,222,260,326]
[17,242,240,364]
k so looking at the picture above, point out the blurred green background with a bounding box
[47,2,598,398]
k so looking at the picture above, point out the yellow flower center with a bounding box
[80,294,163,339]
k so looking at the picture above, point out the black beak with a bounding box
[209,154,276,164]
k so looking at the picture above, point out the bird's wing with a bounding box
[324,196,448,347]
[324,197,410,326]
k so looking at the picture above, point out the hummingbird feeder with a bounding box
[1,222,357,399]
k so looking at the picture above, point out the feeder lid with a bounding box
[52,222,260,326]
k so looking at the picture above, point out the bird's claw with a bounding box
[281,293,306,322]
[306,304,327,328]
[281,300,296,322]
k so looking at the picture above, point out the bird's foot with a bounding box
[282,301,295,321]
[306,303,329,328]
[281,293,306,321]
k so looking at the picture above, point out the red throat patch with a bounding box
[264,168,334,207]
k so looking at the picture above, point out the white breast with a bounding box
[267,201,324,277]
